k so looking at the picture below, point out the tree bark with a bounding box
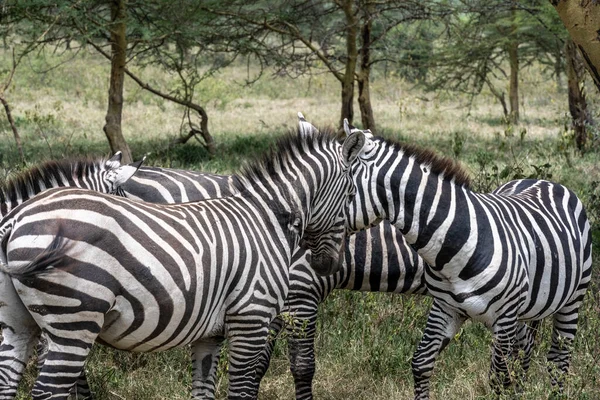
[565,38,593,151]
[552,0,600,93]
[357,3,376,133]
[103,0,132,164]
[507,6,519,124]
[339,0,358,129]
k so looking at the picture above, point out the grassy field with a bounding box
[2,48,600,399]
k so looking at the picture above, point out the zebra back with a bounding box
[0,152,141,217]
[122,167,232,203]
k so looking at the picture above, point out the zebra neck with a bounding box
[234,177,311,250]
[381,162,478,271]
[0,174,72,218]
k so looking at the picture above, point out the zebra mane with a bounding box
[379,136,471,188]
[0,156,108,207]
[232,126,338,191]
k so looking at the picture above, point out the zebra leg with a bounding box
[31,334,96,400]
[253,316,284,392]
[411,300,465,400]
[547,306,579,392]
[191,336,225,399]
[71,369,92,400]
[512,320,540,391]
[37,337,92,400]
[287,312,318,400]
[0,272,41,399]
[489,317,518,394]
[226,323,271,400]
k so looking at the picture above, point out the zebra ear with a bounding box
[108,156,145,189]
[343,118,362,137]
[342,130,366,164]
[105,151,123,169]
[298,112,318,137]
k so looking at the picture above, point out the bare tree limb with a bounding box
[87,40,215,155]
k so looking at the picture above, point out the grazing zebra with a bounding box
[342,121,592,399]
[0,128,367,399]
[0,153,143,399]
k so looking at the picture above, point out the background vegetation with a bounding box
[1,1,600,399]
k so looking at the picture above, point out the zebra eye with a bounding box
[347,186,356,201]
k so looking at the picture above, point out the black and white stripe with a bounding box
[343,122,592,399]
[0,152,139,217]
[0,153,141,399]
[0,129,364,399]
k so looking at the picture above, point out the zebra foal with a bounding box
[343,122,592,399]
[0,153,142,399]
[0,129,367,399]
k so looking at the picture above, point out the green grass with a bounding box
[3,47,600,399]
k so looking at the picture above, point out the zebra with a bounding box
[0,127,367,399]
[0,152,141,216]
[0,155,233,400]
[120,117,428,400]
[342,121,592,399]
[101,177,430,400]
[0,153,143,399]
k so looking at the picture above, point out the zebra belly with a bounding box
[98,297,226,352]
[424,267,528,327]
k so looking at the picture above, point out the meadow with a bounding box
[1,48,600,399]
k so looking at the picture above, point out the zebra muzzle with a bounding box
[307,240,345,276]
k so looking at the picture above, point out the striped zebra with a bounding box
[342,122,592,398]
[0,152,140,216]
[0,128,367,399]
[0,153,143,399]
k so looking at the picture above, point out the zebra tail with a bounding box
[0,218,13,273]
[0,224,69,278]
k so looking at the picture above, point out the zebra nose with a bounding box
[309,248,343,276]
[299,238,310,250]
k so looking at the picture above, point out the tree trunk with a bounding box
[565,38,593,151]
[507,6,519,124]
[87,40,215,156]
[552,0,600,92]
[357,3,376,133]
[339,0,358,129]
[103,0,132,164]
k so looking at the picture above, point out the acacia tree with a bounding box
[3,0,226,161]
[424,0,565,124]
[198,0,438,132]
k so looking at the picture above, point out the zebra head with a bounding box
[295,118,368,276]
